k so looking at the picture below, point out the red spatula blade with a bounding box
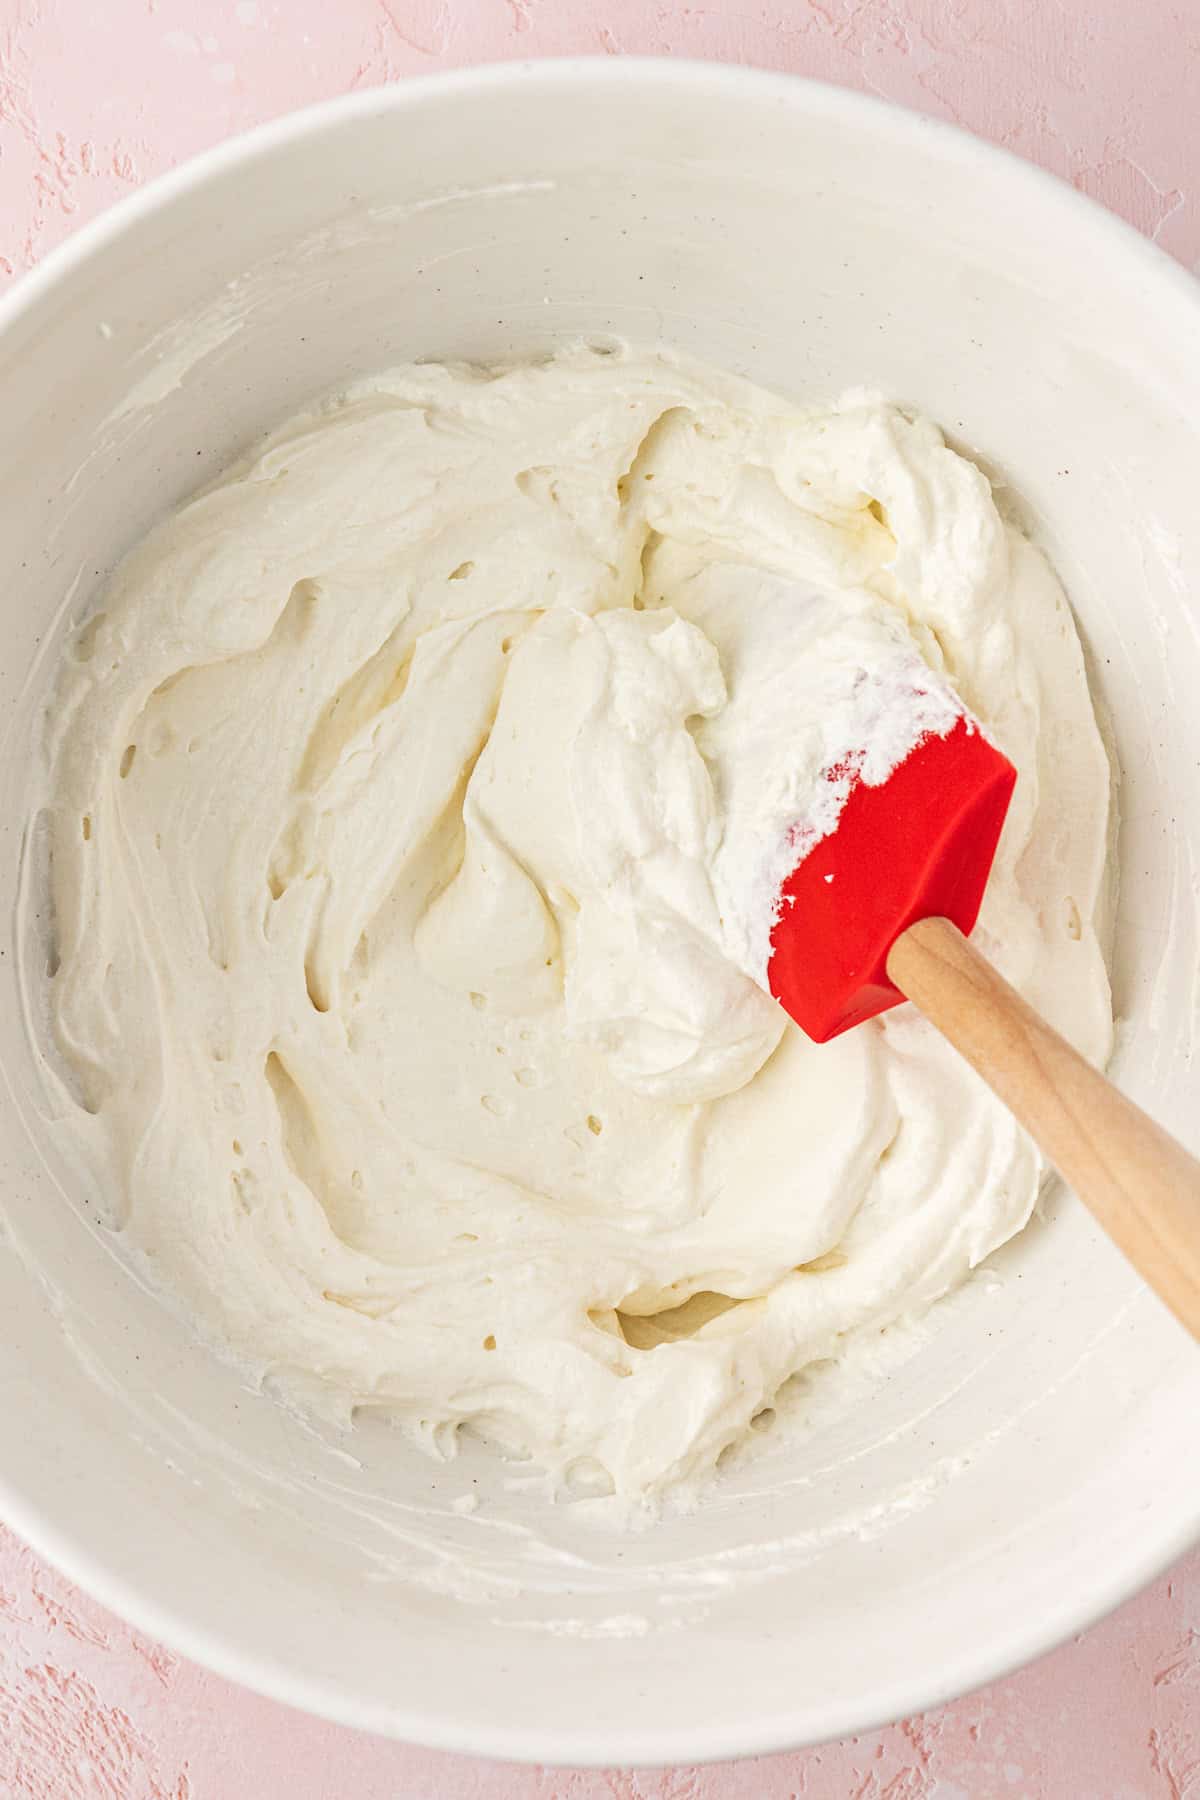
[767,716,1017,1043]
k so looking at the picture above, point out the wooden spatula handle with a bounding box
[887,915,1200,1340]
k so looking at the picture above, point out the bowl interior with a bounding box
[0,63,1198,1763]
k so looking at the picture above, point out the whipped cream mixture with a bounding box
[45,346,1113,1503]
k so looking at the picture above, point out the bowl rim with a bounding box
[1,53,1197,1768]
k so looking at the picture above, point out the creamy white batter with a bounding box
[45,345,1113,1504]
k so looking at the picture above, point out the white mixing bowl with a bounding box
[0,60,1197,1765]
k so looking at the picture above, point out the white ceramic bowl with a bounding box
[1,60,1198,1766]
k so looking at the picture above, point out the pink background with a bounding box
[2,2,1198,1794]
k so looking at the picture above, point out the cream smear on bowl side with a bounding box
[40,344,1112,1507]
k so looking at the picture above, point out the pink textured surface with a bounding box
[1,2,1198,1794]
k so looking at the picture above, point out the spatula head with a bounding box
[766,715,1017,1042]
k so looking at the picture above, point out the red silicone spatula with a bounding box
[766,710,1200,1340]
